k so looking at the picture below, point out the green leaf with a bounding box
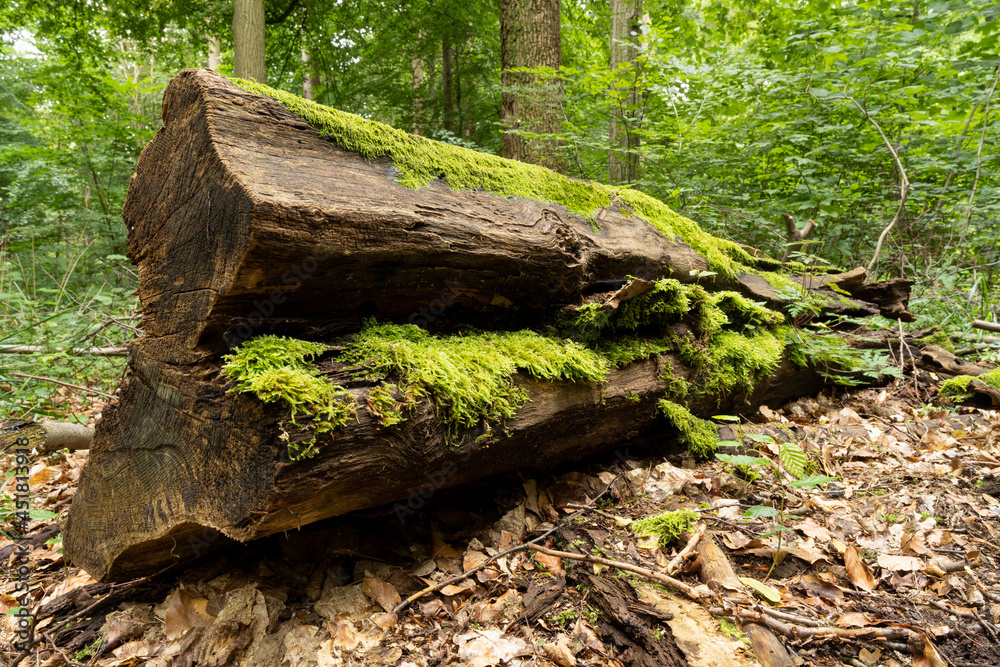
[744,505,781,519]
[790,475,838,489]
[744,433,776,444]
[716,453,771,467]
[779,442,808,478]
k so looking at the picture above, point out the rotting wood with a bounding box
[63,69,912,582]
[695,534,796,667]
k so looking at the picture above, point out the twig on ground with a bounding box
[41,630,85,667]
[527,543,707,601]
[0,345,127,357]
[392,473,626,615]
[8,373,114,400]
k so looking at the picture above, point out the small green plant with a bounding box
[718,617,750,646]
[658,400,719,457]
[631,508,699,547]
[550,609,578,628]
[716,434,836,577]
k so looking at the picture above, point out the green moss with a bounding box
[701,328,786,397]
[229,78,749,278]
[631,508,700,547]
[916,327,956,354]
[657,400,719,457]
[595,337,675,367]
[221,335,357,460]
[366,383,413,427]
[711,292,785,330]
[340,321,609,442]
[939,368,1000,402]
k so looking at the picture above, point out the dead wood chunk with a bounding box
[918,344,991,378]
[577,571,687,667]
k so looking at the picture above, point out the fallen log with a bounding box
[1,419,94,454]
[64,69,910,582]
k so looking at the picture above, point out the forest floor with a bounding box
[2,381,999,667]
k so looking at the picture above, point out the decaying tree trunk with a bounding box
[64,69,911,582]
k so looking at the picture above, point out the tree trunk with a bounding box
[233,0,266,83]
[499,0,564,170]
[609,0,641,184]
[62,70,910,582]
[207,35,222,71]
[443,33,454,132]
[301,49,319,100]
[412,53,424,135]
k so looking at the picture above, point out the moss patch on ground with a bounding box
[221,335,357,460]
[229,77,753,278]
[939,367,1000,402]
[631,508,700,547]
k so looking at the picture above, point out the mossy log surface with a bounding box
[65,69,903,581]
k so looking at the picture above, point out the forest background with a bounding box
[0,0,998,421]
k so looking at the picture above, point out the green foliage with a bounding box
[221,335,357,460]
[340,321,608,442]
[366,383,412,427]
[657,400,719,457]
[631,508,699,547]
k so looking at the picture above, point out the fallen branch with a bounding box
[527,543,708,601]
[709,605,923,646]
[665,523,706,576]
[0,344,127,357]
[973,319,1000,334]
[2,420,94,453]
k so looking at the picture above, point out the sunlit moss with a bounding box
[229,77,756,278]
[657,400,719,457]
[340,321,608,442]
[632,507,700,546]
[916,327,956,354]
[939,368,1000,402]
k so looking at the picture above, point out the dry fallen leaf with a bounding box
[843,545,876,592]
[163,588,215,640]
[542,633,578,667]
[362,576,401,613]
[534,551,563,574]
[877,554,923,572]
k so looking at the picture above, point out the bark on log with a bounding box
[64,69,902,582]
[1,419,94,454]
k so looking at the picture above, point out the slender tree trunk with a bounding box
[499,0,564,171]
[207,35,222,71]
[301,49,319,100]
[443,33,454,132]
[412,55,424,135]
[609,0,641,184]
[233,0,266,83]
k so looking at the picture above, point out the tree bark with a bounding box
[233,0,266,83]
[499,0,564,170]
[62,70,909,582]
[300,49,319,100]
[207,35,222,71]
[443,33,454,132]
[609,0,642,184]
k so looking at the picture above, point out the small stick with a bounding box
[665,523,706,575]
[9,373,115,400]
[41,630,85,667]
[527,543,707,600]
[0,344,127,357]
